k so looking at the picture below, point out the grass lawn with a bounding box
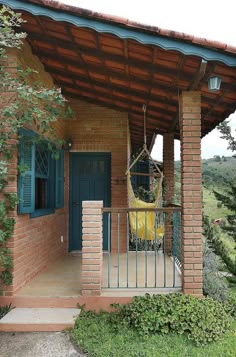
[203,188,230,220]
[72,308,236,357]
[203,187,236,263]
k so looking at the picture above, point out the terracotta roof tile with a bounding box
[12,0,236,148]
[25,0,236,55]
[225,44,236,53]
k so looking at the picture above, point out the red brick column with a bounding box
[180,91,203,296]
[163,133,175,254]
[81,201,103,296]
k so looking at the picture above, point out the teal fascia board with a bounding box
[2,0,236,67]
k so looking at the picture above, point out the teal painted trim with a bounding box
[30,208,55,218]
[55,150,64,209]
[68,154,73,252]
[18,128,35,214]
[2,0,236,66]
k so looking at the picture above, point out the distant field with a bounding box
[202,156,236,181]
[175,156,236,261]
[203,188,230,221]
[175,156,236,220]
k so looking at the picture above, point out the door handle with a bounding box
[72,202,80,205]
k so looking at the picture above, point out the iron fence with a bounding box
[102,207,181,290]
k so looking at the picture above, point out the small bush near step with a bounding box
[224,291,236,318]
[111,293,232,346]
[203,242,229,302]
[0,303,13,319]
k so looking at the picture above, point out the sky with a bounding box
[61,0,236,160]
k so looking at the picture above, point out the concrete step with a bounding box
[0,308,81,332]
[0,295,133,311]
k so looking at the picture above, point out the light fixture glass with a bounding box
[65,138,73,151]
[208,76,222,92]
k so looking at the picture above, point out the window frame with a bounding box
[18,129,64,218]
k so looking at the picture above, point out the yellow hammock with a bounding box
[127,172,164,241]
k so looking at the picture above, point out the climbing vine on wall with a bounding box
[0,6,71,289]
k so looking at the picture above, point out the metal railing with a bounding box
[172,209,182,268]
[102,207,181,290]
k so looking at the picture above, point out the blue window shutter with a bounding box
[55,150,64,208]
[18,131,35,214]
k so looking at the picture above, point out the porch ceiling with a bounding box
[2,0,236,151]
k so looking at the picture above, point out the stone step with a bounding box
[0,308,81,332]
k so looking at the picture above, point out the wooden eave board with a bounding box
[7,7,236,149]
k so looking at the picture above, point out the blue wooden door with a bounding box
[69,153,111,251]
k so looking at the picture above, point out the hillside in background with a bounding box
[201,156,236,219]
[202,156,236,187]
[175,156,236,220]
[175,156,236,272]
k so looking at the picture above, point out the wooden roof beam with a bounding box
[149,132,157,153]
[189,59,207,90]
[63,89,171,130]
[52,75,177,118]
[27,32,192,79]
[64,24,94,91]
[34,50,183,96]
[40,61,180,109]
[168,59,208,133]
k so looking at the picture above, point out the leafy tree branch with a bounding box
[0,6,71,288]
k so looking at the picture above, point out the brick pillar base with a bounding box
[81,201,103,296]
[163,133,175,254]
[180,91,203,296]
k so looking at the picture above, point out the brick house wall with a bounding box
[2,43,68,296]
[1,42,129,295]
[66,99,128,253]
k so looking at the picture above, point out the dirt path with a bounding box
[0,331,86,357]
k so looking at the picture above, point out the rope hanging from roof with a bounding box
[126,105,164,240]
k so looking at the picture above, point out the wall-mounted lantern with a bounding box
[64,138,73,151]
[208,76,222,92]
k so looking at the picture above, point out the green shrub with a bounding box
[203,242,229,302]
[111,293,232,346]
[203,215,236,276]
[0,303,13,319]
[224,291,236,318]
[227,275,236,286]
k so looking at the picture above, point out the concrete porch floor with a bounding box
[103,251,181,289]
[16,252,181,298]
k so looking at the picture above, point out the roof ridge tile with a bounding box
[12,0,236,55]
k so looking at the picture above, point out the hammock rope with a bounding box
[127,173,164,240]
[127,105,164,241]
